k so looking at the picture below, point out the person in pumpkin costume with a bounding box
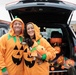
[23,22,56,75]
[0,18,24,75]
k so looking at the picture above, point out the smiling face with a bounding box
[26,23,35,39]
[13,20,22,35]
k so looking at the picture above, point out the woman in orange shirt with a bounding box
[23,22,56,75]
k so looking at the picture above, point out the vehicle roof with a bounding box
[5,0,76,11]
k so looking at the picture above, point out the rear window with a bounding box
[40,27,62,39]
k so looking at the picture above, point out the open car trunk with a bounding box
[6,1,76,24]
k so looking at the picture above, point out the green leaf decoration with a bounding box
[30,40,40,52]
[37,40,40,45]
[13,36,16,43]
[19,36,23,43]
[8,34,16,42]
[8,34,12,40]
[30,47,37,52]
[8,34,23,43]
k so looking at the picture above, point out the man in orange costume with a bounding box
[0,18,24,75]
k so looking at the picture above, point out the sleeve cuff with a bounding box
[2,67,7,72]
[41,54,47,61]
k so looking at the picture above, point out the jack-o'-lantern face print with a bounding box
[24,48,35,68]
[12,45,24,65]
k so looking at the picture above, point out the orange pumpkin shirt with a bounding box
[0,18,24,75]
[23,23,56,75]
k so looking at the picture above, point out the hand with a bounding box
[3,71,8,75]
[37,52,42,59]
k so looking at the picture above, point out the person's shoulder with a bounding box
[40,37,47,40]
[40,37,48,42]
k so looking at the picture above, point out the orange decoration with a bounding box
[37,45,47,55]
[57,56,64,65]
[31,45,47,57]
[54,46,61,54]
[65,59,75,67]
[50,37,65,69]
[61,65,65,69]
[51,67,55,71]
[50,38,62,44]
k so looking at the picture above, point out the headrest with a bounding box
[51,31,62,38]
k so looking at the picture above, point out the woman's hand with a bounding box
[37,52,42,59]
[3,71,8,75]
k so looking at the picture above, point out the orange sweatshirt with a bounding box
[0,70,2,75]
[23,23,56,75]
[0,18,24,75]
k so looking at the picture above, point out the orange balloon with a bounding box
[51,67,55,71]
[61,65,65,69]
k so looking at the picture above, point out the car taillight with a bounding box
[74,46,76,53]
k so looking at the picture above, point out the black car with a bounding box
[5,0,76,75]
[0,20,10,37]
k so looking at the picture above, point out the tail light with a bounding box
[74,46,76,53]
[74,46,76,56]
